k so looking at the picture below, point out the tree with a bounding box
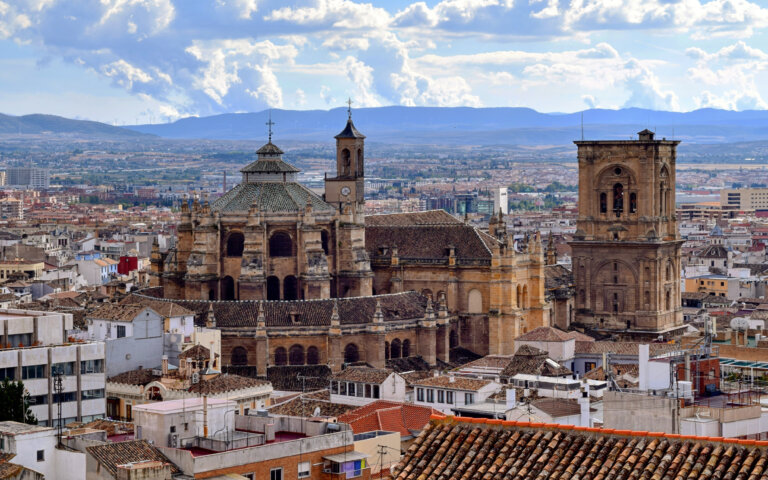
[0,378,37,424]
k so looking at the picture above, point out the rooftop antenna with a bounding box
[266,110,275,143]
[347,97,353,120]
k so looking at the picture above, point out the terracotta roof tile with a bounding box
[267,389,356,417]
[86,440,179,478]
[88,303,150,322]
[411,375,493,391]
[365,210,462,226]
[365,225,495,262]
[332,367,394,384]
[338,401,440,437]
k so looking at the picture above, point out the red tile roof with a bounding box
[338,401,440,437]
[393,416,768,480]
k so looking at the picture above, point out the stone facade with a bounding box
[569,129,684,337]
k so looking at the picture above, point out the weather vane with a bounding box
[266,109,275,142]
[347,97,353,119]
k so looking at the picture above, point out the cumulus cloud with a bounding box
[582,94,597,108]
[621,60,679,111]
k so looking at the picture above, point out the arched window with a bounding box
[579,289,586,307]
[629,193,637,213]
[449,330,458,348]
[468,289,482,313]
[307,346,320,365]
[357,148,364,176]
[226,232,244,257]
[208,289,215,301]
[321,230,329,255]
[147,386,162,401]
[613,183,624,216]
[402,339,411,358]
[284,276,298,301]
[390,339,402,359]
[266,276,280,300]
[522,285,528,309]
[666,263,671,281]
[666,291,671,311]
[341,148,351,176]
[344,343,359,363]
[384,341,390,360]
[600,192,607,214]
[289,345,305,365]
[231,347,248,366]
[645,290,651,308]
[613,293,619,313]
[274,347,287,366]
[269,232,293,257]
[516,285,521,307]
[660,182,666,215]
[222,276,235,301]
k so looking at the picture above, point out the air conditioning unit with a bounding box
[168,434,178,448]
[191,372,199,384]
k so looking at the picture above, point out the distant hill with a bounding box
[0,113,150,137]
[126,106,768,145]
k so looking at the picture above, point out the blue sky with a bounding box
[1,0,768,124]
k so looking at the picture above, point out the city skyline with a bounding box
[0,0,767,124]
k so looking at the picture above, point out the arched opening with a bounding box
[421,289,433,300]
[666,263,672,281]
[357,148,364,176]
[231,347,248,366]
[522,285,528,309]
[402,339,411,357]
[226,232,245,257]
[384,341,390,360]
[613,183,624,217]
[307,346,320,365]
[147,386,162,401]
[390,338,402,359]
[600,192,607,214]
[449,330,458,348]
[344,343,359,363]
[579,289,586,307]
[269,232,293,257]
[468,289,482,314]
[645,290,651,308]
[208,289,215,301]
[666,290,671,311]
[516,285,521,307]
[321,230,329,255]
[274,347,287,366]
[266,276,280,300]
[283,275,298,301]
[629,193,637,213]
[341,148,351,176]
[613,292,619,313]
[288,344,305,365]
[222,276,235,301]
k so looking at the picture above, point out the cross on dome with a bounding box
[266,110,275,143]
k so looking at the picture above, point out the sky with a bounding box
[1,0,768,124]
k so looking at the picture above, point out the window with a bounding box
[53,392,77,403]
[270,467,283,480]
[22,364,45,379]
[298,461,310,478]
[0,438,4,450]
[29,395,47,405]
[0,367,15,380]
[80,359,104,374]
[116,325,126,338]
[365,384,371,398]
[373,385,380,399]
[37,450,44,462]
[417,388,424,402]
[331,381,339,394]
[357,383,364,398]
[427,389,434,403]
[82,389,105,400]
[231,347,248,366]
[348,383,356,396]
[584,362,596,372]
[53,362,76,376]
[446,391,453,404]
[613,183,624,216]
[465,393,474,405]
[438,390,444,403]
[170,425,176,433]
[269,232,293,257]
[226,232,245,257]
[600,192,607,213]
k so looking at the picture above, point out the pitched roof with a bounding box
[88,303,150,322]
[267,389,356,417]
[411,375,493,391]
[187,373,270,395]
[365,210,463,227]
[86,440,179,478]
[531,398,589,418]
[211,181,334,213]
[545,264,573,290]
[332,367,394,384]
[335,118,365,139]
[178,344,210,360]
[393,416,768,480]
[500,347,572,378]
[108,369,160,386]
[338,401,439,436]
[365,224,496,261]
[120,296,194,317]
[698,244,729,258]
[267,365,332,391]
[515,326,573,342]
[574,341,678,356]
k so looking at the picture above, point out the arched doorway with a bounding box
[274,347,287,366]
[267,276,280,300]
[231,347,248,365]
[284,275,298,300]
[307,346,320,365]
[344,343,359,363]
[390,339,401,359]
[222,276,235,300]
[289,344,305,365]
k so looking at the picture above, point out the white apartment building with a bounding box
[412,373,500,415]
[0,421,85,480]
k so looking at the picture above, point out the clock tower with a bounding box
[325,100,365,216]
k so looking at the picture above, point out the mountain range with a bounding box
[5,107,768,145]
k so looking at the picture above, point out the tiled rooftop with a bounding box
[211,182,334,213]
[365,210,462,227]
[393,416,768,480]
[366,224,495,261]
[267,389,356,418]
[332,367,393,384]
[338,401,440,437]
[86,440,179,478]
[87,303,149,322]
[412,375,492,391]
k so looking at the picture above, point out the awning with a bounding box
[323,451,369,463]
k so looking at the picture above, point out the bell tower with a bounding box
[325,99,365,213]
[569,129,684,339]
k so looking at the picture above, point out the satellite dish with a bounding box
[313,407,321,417]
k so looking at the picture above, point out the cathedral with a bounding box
[149,110,549,372]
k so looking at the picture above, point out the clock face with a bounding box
[341,186,351,196]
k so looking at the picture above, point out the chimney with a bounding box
[684,352,691,382]
[161,355,168,376]
[449,373,455,383]
[638,344,649,391]
[505,388,516,410]
[433,370,439,378]
[209,341,215,369]
[578,390,590,427]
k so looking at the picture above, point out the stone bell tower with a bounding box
[569,129,684,338]
[325,99,365,223]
